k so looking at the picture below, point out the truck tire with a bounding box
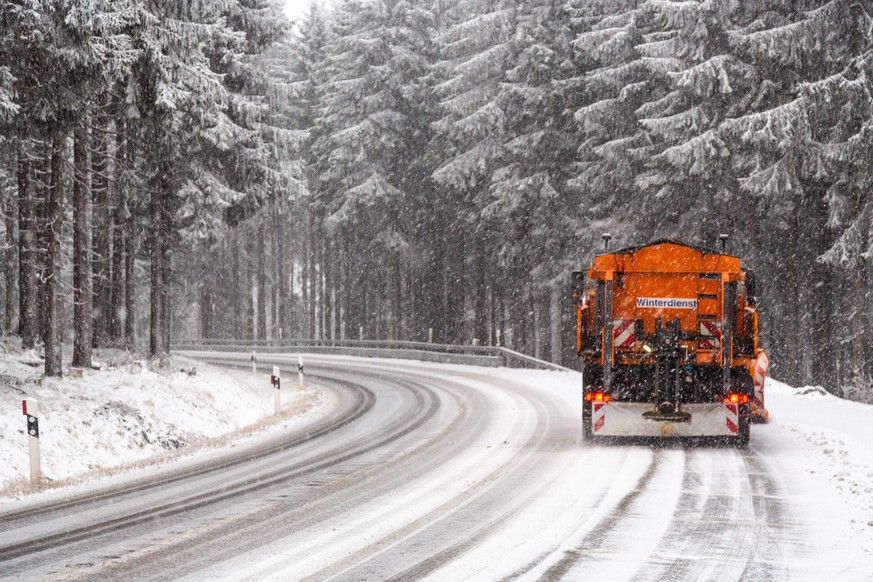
[736,416,751,447]
[582,413,594,442]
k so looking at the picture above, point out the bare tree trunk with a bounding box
[92,110,111,347]
[271,214,278,339]
[247,238,256,339]
[123,201,135,350]
[110,187,125,342]
[44,134,65,376]
[303,213,311,338]
[161,220,172,355]
[257,228,266,340]
[200,284,212,338]
[392,255,401,340]
[232,243,242,338]
[149,171,163,357]
[473,236,486,344]
[324,236,335,341]
[18,147,37,348]
[850,259,867,386]
[320,236,327,340]
[277,217,288,340]
[73,122,93,367]
[549,287,561,364]
[4,174,17,333]
[119,119,136,351]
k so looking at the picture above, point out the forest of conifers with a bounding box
[0,0,871,400]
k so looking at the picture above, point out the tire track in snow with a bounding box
[0,374,375,565]
[535,448,669,581]
[631,448,755,581]
[65,370,469,581]
[735,448,798,581]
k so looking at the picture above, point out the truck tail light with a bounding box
[585,392,612,403]
[723,393,749,404]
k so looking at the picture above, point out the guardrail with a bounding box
[171,339,575,373]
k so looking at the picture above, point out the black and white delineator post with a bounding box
[251,352,257,377]
[271,365,281,415]
[298,356,304,391]
[22,398,41,483]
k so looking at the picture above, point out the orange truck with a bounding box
[571,237,769,445]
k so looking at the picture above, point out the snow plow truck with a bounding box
[571,237,769,445]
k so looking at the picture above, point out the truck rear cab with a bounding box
[571,239,769,445]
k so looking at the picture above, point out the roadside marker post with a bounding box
[298,357,304,391]
[22,399,41,483]
[271,365,281,415]
[251,352,257,377]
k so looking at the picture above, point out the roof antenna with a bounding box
[719,234,729,251]
[602,233,612,252]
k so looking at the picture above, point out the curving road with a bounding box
[0,354,812,581]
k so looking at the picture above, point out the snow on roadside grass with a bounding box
[0,345,319,499]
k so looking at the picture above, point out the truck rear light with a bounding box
[723,393,749,404]
[586,392,612,403]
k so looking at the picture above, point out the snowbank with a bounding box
[762,379,873,560]
[0,346,320,498]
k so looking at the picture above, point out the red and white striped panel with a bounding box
[612,320,636,348]
[754,352,768,392]
[592,402,606,433]
[724,402,739,434]
[754,351,769,405]
[698,321,722,349]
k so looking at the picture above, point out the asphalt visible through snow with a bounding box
[0,354,815,581]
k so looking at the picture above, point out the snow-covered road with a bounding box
[1,353,871,580]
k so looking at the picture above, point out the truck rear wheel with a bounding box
[736,416,751,447]
[582,414,593,442]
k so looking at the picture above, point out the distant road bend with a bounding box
[0,353,808,581]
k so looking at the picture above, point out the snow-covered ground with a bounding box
[761,378,873,561]
[0,345,322,499]
[1,347,872,576]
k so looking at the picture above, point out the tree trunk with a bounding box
[392,254,401,340]
[303,214,312,338]
[110,185,125,342]
[17,147,37,348]
[44,135,65,376]
[149,170,164,357]
[232,243,242,339]
[4,175,17,334]
[200,284,212,338]
[121,120,136,350]
[850,259,866,388]
[257,228,266,340]
[473,236,486,344]
[124,200,136,350]
[36,143,51,343]
[271,215,279,339]
[161,213,172,355]
[550,286,561,364]
[73,123,93,368]
[446,223,465,344]
[277,217,288,339]
[309,215,318,339]
[92,111,111,347]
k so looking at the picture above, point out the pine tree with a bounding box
[430,0,515,344]
[723,0,872,392]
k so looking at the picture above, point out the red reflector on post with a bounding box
[22,400,27,415]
